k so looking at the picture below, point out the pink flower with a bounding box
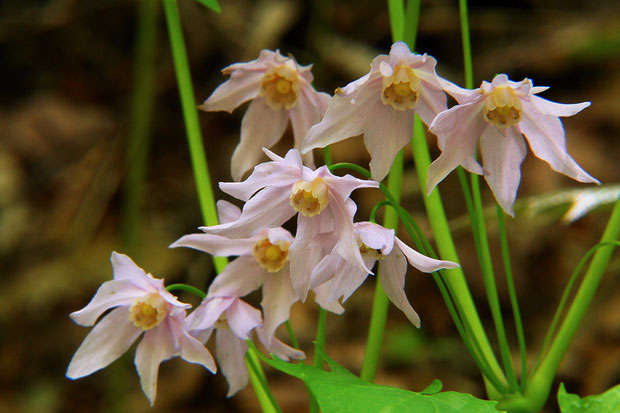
[309,222,459,327]
[202,149,379,301]
[171,201,343,346]
[66,252,216,406]
[427,74,599,216]
[302,41,448,181]
[199,49,330,181]
[187,294,303,396]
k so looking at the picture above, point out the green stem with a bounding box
[122,0,159,254]
[166,283,206,299]
[246,347,281,413]
[162,0,226,273]
[410,116,507,391]
[458,0,474,89]
[498,196,620,413]
[496,205,527,391]
[310,309,327,413]
[285,321,300,350]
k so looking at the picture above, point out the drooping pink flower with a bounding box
[202,149,379,301]
[171,201,343,346]
[199,49,330,181]
[427,74,599,216]
[309,222,459,327]
[66,252,216,405]
[302,41,448,181]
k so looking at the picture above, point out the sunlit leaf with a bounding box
[256,343,502,413]
[558,383,620,413]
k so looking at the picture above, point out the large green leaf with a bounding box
[256,343,502,413]
[558,383,620,413]
[194,0,221,13]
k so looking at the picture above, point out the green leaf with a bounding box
[194,0,221,13]
[255,343,501,413]
[558,383,620,413]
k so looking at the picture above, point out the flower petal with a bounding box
[215,328,249,397]
[167,312,217,373]
[260,268,297,347]
[226,299,262,340]
[257,328,305,361]
[529,95,590,117]
[356,221,395,255]
[480,126,527,216]
[519,102,599,185]
[66,307,141,379]
[110,252,154,290]
[289,88,330,156]
[135,323,176,406]
[313,281,345,314]
[216,200,242,225]
[380,250,421,327]
[170,233,256,257]
[394,237,459,272]
[69,279,143,326]
[289,215,325,301]
[231,99,290,181]
[207,256,266,298]
[187,296,235,331]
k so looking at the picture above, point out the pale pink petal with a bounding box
[215,328,249,397]
[356,221,395,254]
[167,313,216,373]
[301,78,381,154]
[426,103,486,194]
[289,215,324,301]
[329,196,372,277]
[480,126,527,216]
[66,307,141,379]
[198,71,262,113]
[266,227,294,245]
[216,200,242,224]
[170,233,256,257]
[519,102,599,184]
[309,251,343,289]
[380,250,421,327]
[379,60,394,77]
[257,328,305,361]
[203,186,295,238]
[387,41,415,65]
[260,268,298,347]
[415,78,448,127]
[439,78,480,104]
[226,299,262,340]
[363,103,416,181]
[135,323,177,405]
[187,296,234,331]
[69,280,143,326]
[110,252,154,290]
[322,170,380,198]
[529,95,590,117]
[328,259,372,303]
[313,281,345,314]
[530,86,550,94]
[289,88,330,155]
[231,99,290,181]
[394,237,459,272]
[207,257,266,298]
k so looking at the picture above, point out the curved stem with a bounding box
[166,283,206,299]
[162,0,226,273]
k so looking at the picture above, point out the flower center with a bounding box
[483,86,522,128]
[129,293,169,330]
[253,237,290,272]
[381,65,420,111]
[290,178,329,217]
[357,237,384,261]
[259,62,300,111]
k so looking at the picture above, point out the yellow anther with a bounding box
[357,236,384,261]
[483,86,522,128]
[129,293,169,331]
[259,62,300,111]
[290,178,329,217]
[381,65,420,111]
[253,237,290,272]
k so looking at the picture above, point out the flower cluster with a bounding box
[67,40,597,404]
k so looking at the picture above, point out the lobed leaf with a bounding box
[558,383,620,413]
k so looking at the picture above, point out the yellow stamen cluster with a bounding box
[290,178,329,217]
[129,293,169,330]
[381,65,421,111]
[259,62,300,111]
[253,236,290,272]
[483,86,522,128]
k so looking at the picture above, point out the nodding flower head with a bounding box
[483,86,522,128]
[253,235,290,272]
[381,64,421,111]
[289,177,329,217]
[259,60,301,111]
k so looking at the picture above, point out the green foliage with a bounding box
[194,0,221,13]
[558,383,620,413]
[257,344,502,413]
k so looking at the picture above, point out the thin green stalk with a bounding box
[458,0,474,89]
[122,0,159,254]
[470,174,518,391]
[246,348,281,413]
[403,0,421,49]
[369,200,392,224]
[162,0,226,273]
[499,197,620,413]
[496,205,527,391]
[166,283,206,299]
[310,308,327,413]
[285,321,300,350]
[410,116,508,391]
[387,0,405,41]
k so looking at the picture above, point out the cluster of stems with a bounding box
[122,0,620,412]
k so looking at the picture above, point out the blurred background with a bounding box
[0,0,619,412]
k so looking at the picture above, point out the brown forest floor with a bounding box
[0,0,619,412]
